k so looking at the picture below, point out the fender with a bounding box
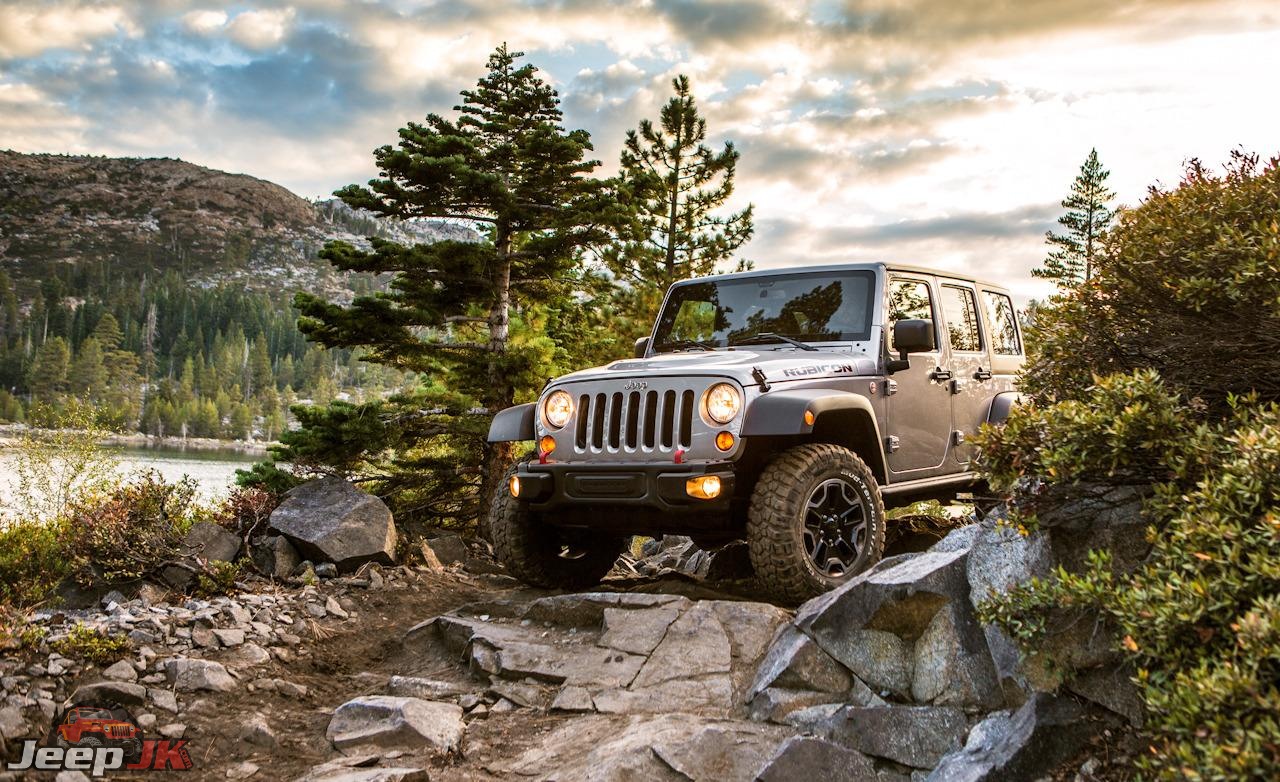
[742,389,881,439]
[487,403,536,442]
[986,391,1024,425]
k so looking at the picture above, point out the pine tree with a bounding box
[68,337,107,398]
[607,75,753,328]
[0,271,18,346]
[286,45,611,524]
[1034,148,1115,286]
[29,337,70,400]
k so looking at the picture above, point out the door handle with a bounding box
[930,367,952,382]
[974,368,992,381]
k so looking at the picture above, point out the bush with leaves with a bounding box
[1022,152,1280,412]
[62,471,203,588]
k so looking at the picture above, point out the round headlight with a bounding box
[704,383,742,424]
[543,390,573,429]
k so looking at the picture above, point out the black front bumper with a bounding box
[514,461,736,513]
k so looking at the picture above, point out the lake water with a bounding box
[0,444,264,513]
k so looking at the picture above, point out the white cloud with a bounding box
[182,9,228,35]
[0,1,133,59]
[226,8,295,51]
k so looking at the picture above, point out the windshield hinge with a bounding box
[751,366,771,392]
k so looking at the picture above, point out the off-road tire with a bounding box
[748,443,886,603]
[489,466,624,589]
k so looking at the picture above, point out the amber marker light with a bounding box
[804,410,816,426]
[686,475,722,500]
[539,435,557,455]
[715,431,735,451]
[509,475,521,497]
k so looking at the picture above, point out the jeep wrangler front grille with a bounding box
[574,389,695,453]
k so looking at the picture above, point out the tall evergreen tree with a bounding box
[28,337,70,400]
[606,75,753,327]
[285,45,611,524]
[1034,148,1115,286]
[0,271,17,346]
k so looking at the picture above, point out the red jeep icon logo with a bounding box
[56,706,142,759]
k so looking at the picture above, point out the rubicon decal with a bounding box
[6,702,194,776]
[781,363,854,378]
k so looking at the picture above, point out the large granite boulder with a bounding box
[791,548,1003,710]
[269,478,396,570]
[160,521,244,590]
[824,704,968,769]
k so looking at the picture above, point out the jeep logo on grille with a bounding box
[623,380,648,391]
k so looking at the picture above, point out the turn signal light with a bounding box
[539,435,557,455]
[804,410,816,426]
[509,475,521,497]
[686,475,722,500]
[715,431,735,451]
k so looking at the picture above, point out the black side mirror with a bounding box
[634,336,650,358]
[886,319,935,373]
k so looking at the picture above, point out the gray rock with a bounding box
[315,562,339,578]
[164,658,237,692]
[1067,664,1144,728]
[294,756,429,782]
[796,548,1001,708]
[158,722,186,738]
[269,478,397,570]
[1037,484,1150,575]
[551,685,595,712]
[183,521,242,563]
[749,687,845,724]
[326,696,463,753]
[756,736,881,782]
[385,676,475,701]
[238,714,278,749]
[251,535,302,580]
[598,605,682,656]
[421,534,469,565]
[214,628,245,647]
[927,693,1107,781]
[67,681,147,708]
[964,522,1052,604]
[631,602,731,689]
[149,688,179,712]
[102,659,138,682]
[0,705,28,740]
[751,626,853,696]
[827,705,968,769]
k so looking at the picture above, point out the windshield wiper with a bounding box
[731,332,819,351]
[659,338,716,352]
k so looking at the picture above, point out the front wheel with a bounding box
[489,466,624,589]
[747,444,886,603]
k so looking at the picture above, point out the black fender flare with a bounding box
[742,389,881,440]
[985,392,1024,425]
[487,403,535,442]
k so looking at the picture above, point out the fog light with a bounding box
[539,435,556,455]
[509,475,521,497]
[686,475,722,500]
[804,410,815,426]
[715,431,735,451]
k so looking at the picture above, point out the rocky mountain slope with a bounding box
[0,151,476,301]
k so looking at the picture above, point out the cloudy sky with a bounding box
[2,1,1278,300]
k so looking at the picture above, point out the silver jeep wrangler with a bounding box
[487,263,1024,601]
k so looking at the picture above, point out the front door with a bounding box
[884,275,953,475]
[937,282,991,465]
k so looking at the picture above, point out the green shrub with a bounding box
[194,560,241,597]
[0,517,71,607]
[52,623,132,666]
[1023,152,1280,412]
[978,374,1280,778]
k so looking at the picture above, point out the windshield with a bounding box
[652,270,875,351]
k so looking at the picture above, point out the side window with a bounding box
[940,285,982,352]
[887,278,935,352]
[982,291,1022,355]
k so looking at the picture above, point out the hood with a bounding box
[551,347,880,387]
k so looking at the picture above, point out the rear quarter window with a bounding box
[982,291,1022,355]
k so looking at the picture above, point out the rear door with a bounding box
[884,274,953,475]
[937,281,989,465]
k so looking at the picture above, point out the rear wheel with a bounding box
[489,466,624,589]
[748,443,886,603]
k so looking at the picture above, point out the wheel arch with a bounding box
[487,403,535,442]
[741,389,887,484]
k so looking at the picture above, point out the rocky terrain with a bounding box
[0,151,477,300]
[0,479,1145,781]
